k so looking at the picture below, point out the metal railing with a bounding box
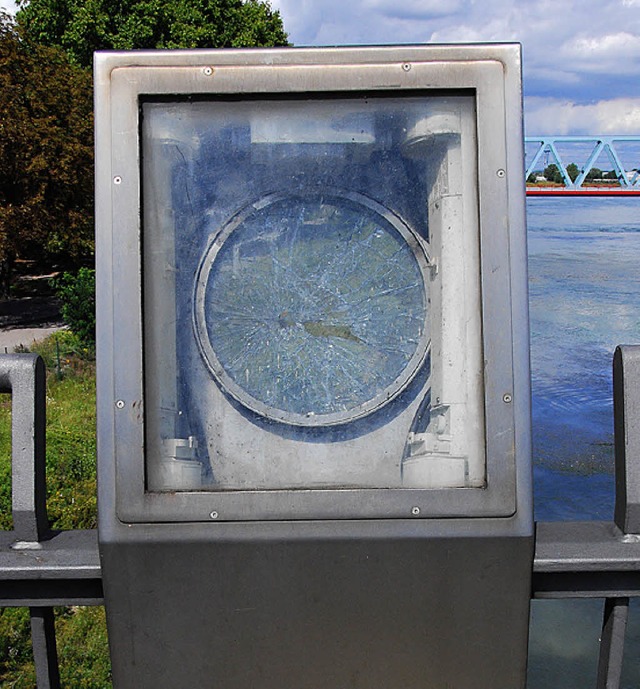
[0,355,102,689]
[2,349,640,688]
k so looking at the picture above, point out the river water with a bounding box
[526,196,640,687]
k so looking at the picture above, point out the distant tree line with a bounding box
[0,0,288,297]
[527,163,623,185]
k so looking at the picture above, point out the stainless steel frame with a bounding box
[96,44,530,524]
[95,45,533,689]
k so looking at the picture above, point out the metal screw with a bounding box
[113,176,122,185]
[402,63,412,72]
[115,400,125,409]
[209,511,219,520]
[497,169,506,178]
[411,506,421,516]
[203,66,213,76]
[503,393,513,404]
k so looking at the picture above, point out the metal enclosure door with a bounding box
[96,44,533,689]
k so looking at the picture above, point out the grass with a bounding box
[0,332,112,687]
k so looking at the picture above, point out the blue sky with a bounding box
[3,0,639,135]
[270,0,640,136]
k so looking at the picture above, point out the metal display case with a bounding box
[96,44,533,689]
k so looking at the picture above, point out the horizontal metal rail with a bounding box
[2,349,640,687]
[534,521,640,599]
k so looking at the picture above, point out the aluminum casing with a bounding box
[96,45,533,688]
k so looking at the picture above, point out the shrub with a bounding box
[52,268,95,347]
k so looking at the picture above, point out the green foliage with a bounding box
[52,268,96,347]
[0,607,111,687]
[54,607,111,687]
[543,163,562,183]
[0,608,33,683]
[586,167,603,180]
[0,13,94,291]
[26,329,94,374]
[17,0,289,68]
[566,162,579,182]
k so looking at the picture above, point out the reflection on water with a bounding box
[529,197,640,520]
[527,197,640,688]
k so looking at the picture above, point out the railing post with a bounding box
[596,597,629,689]
[613,346,640,534]
[594,346,640,688]
[0,353,49,542]
[30,607,61,689]
[0,354,61,687]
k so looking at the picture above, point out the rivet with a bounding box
[503,393,513,404]
[209,511,219,519]
[113,176,122,185]
[203,66,213,76]
[497,169,506,178]
[411,506,421,516]
[115,400,125,409]
[402,63,412,72]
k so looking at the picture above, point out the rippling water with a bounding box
[526,196,640,688]
[528,197,640,521]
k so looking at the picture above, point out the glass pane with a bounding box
[194,192,429,426]
[141,94,482,492]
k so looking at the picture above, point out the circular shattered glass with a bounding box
[194,191,430,426]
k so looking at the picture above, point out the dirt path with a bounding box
[0,278,65,352]
[0,325,66,354]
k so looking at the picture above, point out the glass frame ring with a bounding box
[192,189,432,427]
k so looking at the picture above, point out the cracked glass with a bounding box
[141,93,480,492]
[194,191,429,426]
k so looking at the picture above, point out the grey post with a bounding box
[595,345,640,689]
[614,345,640,534]
[0,354,49,542]
[0,354,61,688]
[597,596,629,689]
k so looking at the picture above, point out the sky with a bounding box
[269,0,640,136]
[2,0,639,136]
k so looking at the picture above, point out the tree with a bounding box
[16,0,289,69]
[0,13,94,296]
[566,162,579,182]
[586,167,603,180]
[543,163,562,183]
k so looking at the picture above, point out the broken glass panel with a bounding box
[194,192,429,425]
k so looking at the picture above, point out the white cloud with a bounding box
[561,31,640,72]
[254,1,640,134]
[525,97,640,135]
[362,0,466,19]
